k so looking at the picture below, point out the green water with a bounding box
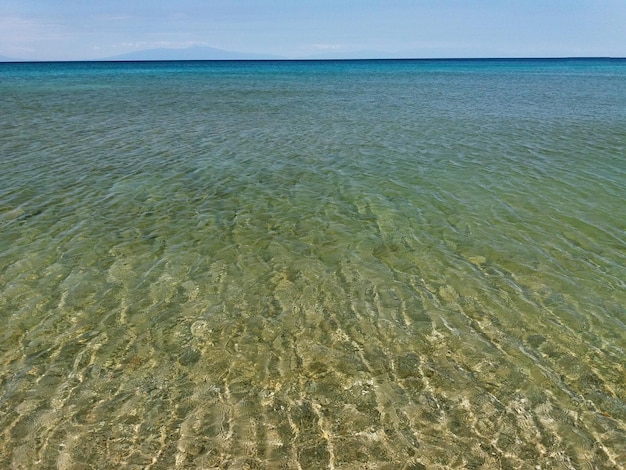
[0,59,625,468]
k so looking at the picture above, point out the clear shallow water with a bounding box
[0,59,625,468]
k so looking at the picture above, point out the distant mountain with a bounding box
[0,54,23,62]
[100,46,283,61]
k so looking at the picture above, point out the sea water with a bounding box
[0,59,624,468]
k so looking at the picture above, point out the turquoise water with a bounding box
[0,59,625,468]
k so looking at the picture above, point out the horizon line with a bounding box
[1,56,624,64]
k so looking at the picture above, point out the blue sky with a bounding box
[1,0,625,60]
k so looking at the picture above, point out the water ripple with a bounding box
[1,59,625,468]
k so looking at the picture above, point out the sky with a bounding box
[1,0,625,61]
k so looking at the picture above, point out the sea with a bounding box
[0,58,624,469]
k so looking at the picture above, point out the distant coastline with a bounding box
[1,45,624,63]
[1,56,624,64]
